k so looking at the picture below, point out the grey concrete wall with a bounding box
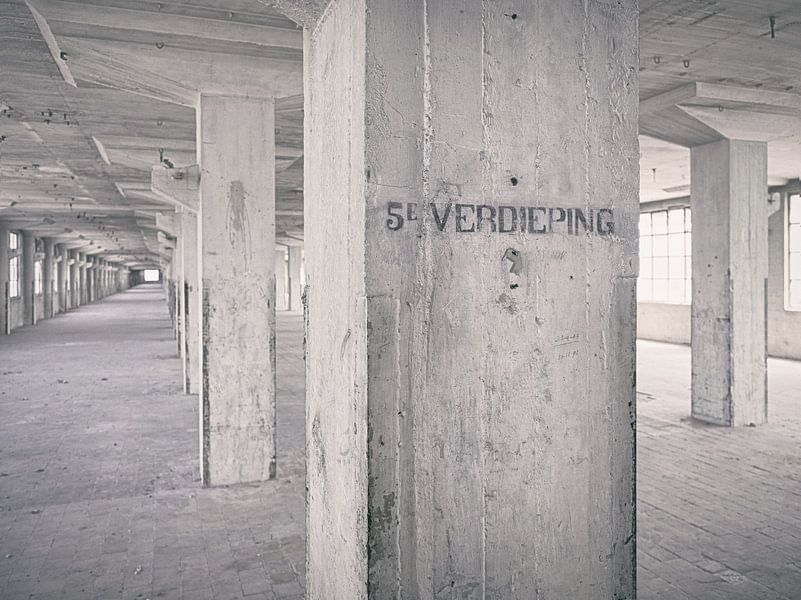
[638,302,691,344]
[306,0,638,597]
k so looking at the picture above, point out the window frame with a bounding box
[34,261,43,296]
[638,206,692,306]
[785,193,801,311]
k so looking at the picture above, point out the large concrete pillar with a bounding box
[79,254,88,305]
[691,139,768,426]
[70,251,79,308]
[181,210,200,394]
[198,94,276,486]
[0,224,9,333]
[22,231,35,325]
[288,245,303,311]
[275,248,287,310]
[304,2,638,597]
[57,244,67,313]
[43,239,55,318]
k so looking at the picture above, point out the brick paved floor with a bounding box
[637,340,801,600]
[1,286,800,599]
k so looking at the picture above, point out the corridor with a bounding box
[0,285,304,600]
[2,286,801,599]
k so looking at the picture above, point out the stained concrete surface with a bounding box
[1,285,800,599]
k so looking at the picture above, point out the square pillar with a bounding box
[22,232,35,325]
[691,139,768,426]
[57,244,67,313]
[275,248,287,310]
[0,224,9,333]
[181,210,200,395]
[43,239,55,318]
[304,1,638,597]
[198,94,276,486]
[288,245,303,311]
[70,251,79,308]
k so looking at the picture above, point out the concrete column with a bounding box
[275,248,287,310]
[304,2,638,597]
[691,139,768,426]
[181,210,200,395]
[22,231,35,325]
[57,244,67,313]
[198,94,276,486]
[0,224,9,334]
[288,245,303,311]
[80,254,88,305]
[43,239,55,318]
[70,251,79,308]
[99,260,106,298]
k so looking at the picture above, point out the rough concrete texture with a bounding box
[0,285,306,600]
[198,94,277,487]
[637,340,801,600]
[181,209,201,396]
[691,139,768,426]
[305,0,639,597]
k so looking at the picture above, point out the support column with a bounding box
[22,231,35,325]
[198,94,276,486]
[288,245,303,311]
[182,210,200,394]
[57,244,67,313]
[43,239,55,318]
[70,251,79,308]
[691,139,768,426]
[275,248,287,310]
[304,2,638,597]
[79,254,88,305]
[0,224,9,334]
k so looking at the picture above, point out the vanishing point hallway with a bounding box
[0,285,305,600]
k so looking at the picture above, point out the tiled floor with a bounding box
[1,286,800,599]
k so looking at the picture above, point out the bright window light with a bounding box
[34,261,43,295]
[788,194,801,310]
[9,256,20,298]
[143,269,160,282]
[638,207,692,305]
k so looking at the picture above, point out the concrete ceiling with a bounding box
[2,0,801,264]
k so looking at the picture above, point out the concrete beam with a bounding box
[151,165,201,213]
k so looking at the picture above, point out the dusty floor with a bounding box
[0,285,799,599]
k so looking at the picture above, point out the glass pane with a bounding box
[790,252,801,279]
[668,233,685,256]
[639,213,652,235]
[684,208,692,232]
[789,224,801,253]
[651,211,668,235]
[668,208,684,233]
[640,236,652,257]
[638,280,652,302]
[684,282,693,304]
[652,279,668,301]
[668,280,685,303]
[685,256,692,280]
[640,257,653,278]
[789,280,801,309]
[669,256,684,279]
[652,234,668,256]
[790,195,801,224]
[653,257,668,279]
[685,232,692,256]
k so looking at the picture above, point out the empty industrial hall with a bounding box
[2,0,801,599]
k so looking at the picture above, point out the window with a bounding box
[638,207,692,304]
[9,256,20,298]
[34,261,43,295]
[9,232,18,251]
[143,269,160,282]
[66,265,71,291]
[788,194,801,310]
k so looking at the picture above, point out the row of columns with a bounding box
[0,226,131,334]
